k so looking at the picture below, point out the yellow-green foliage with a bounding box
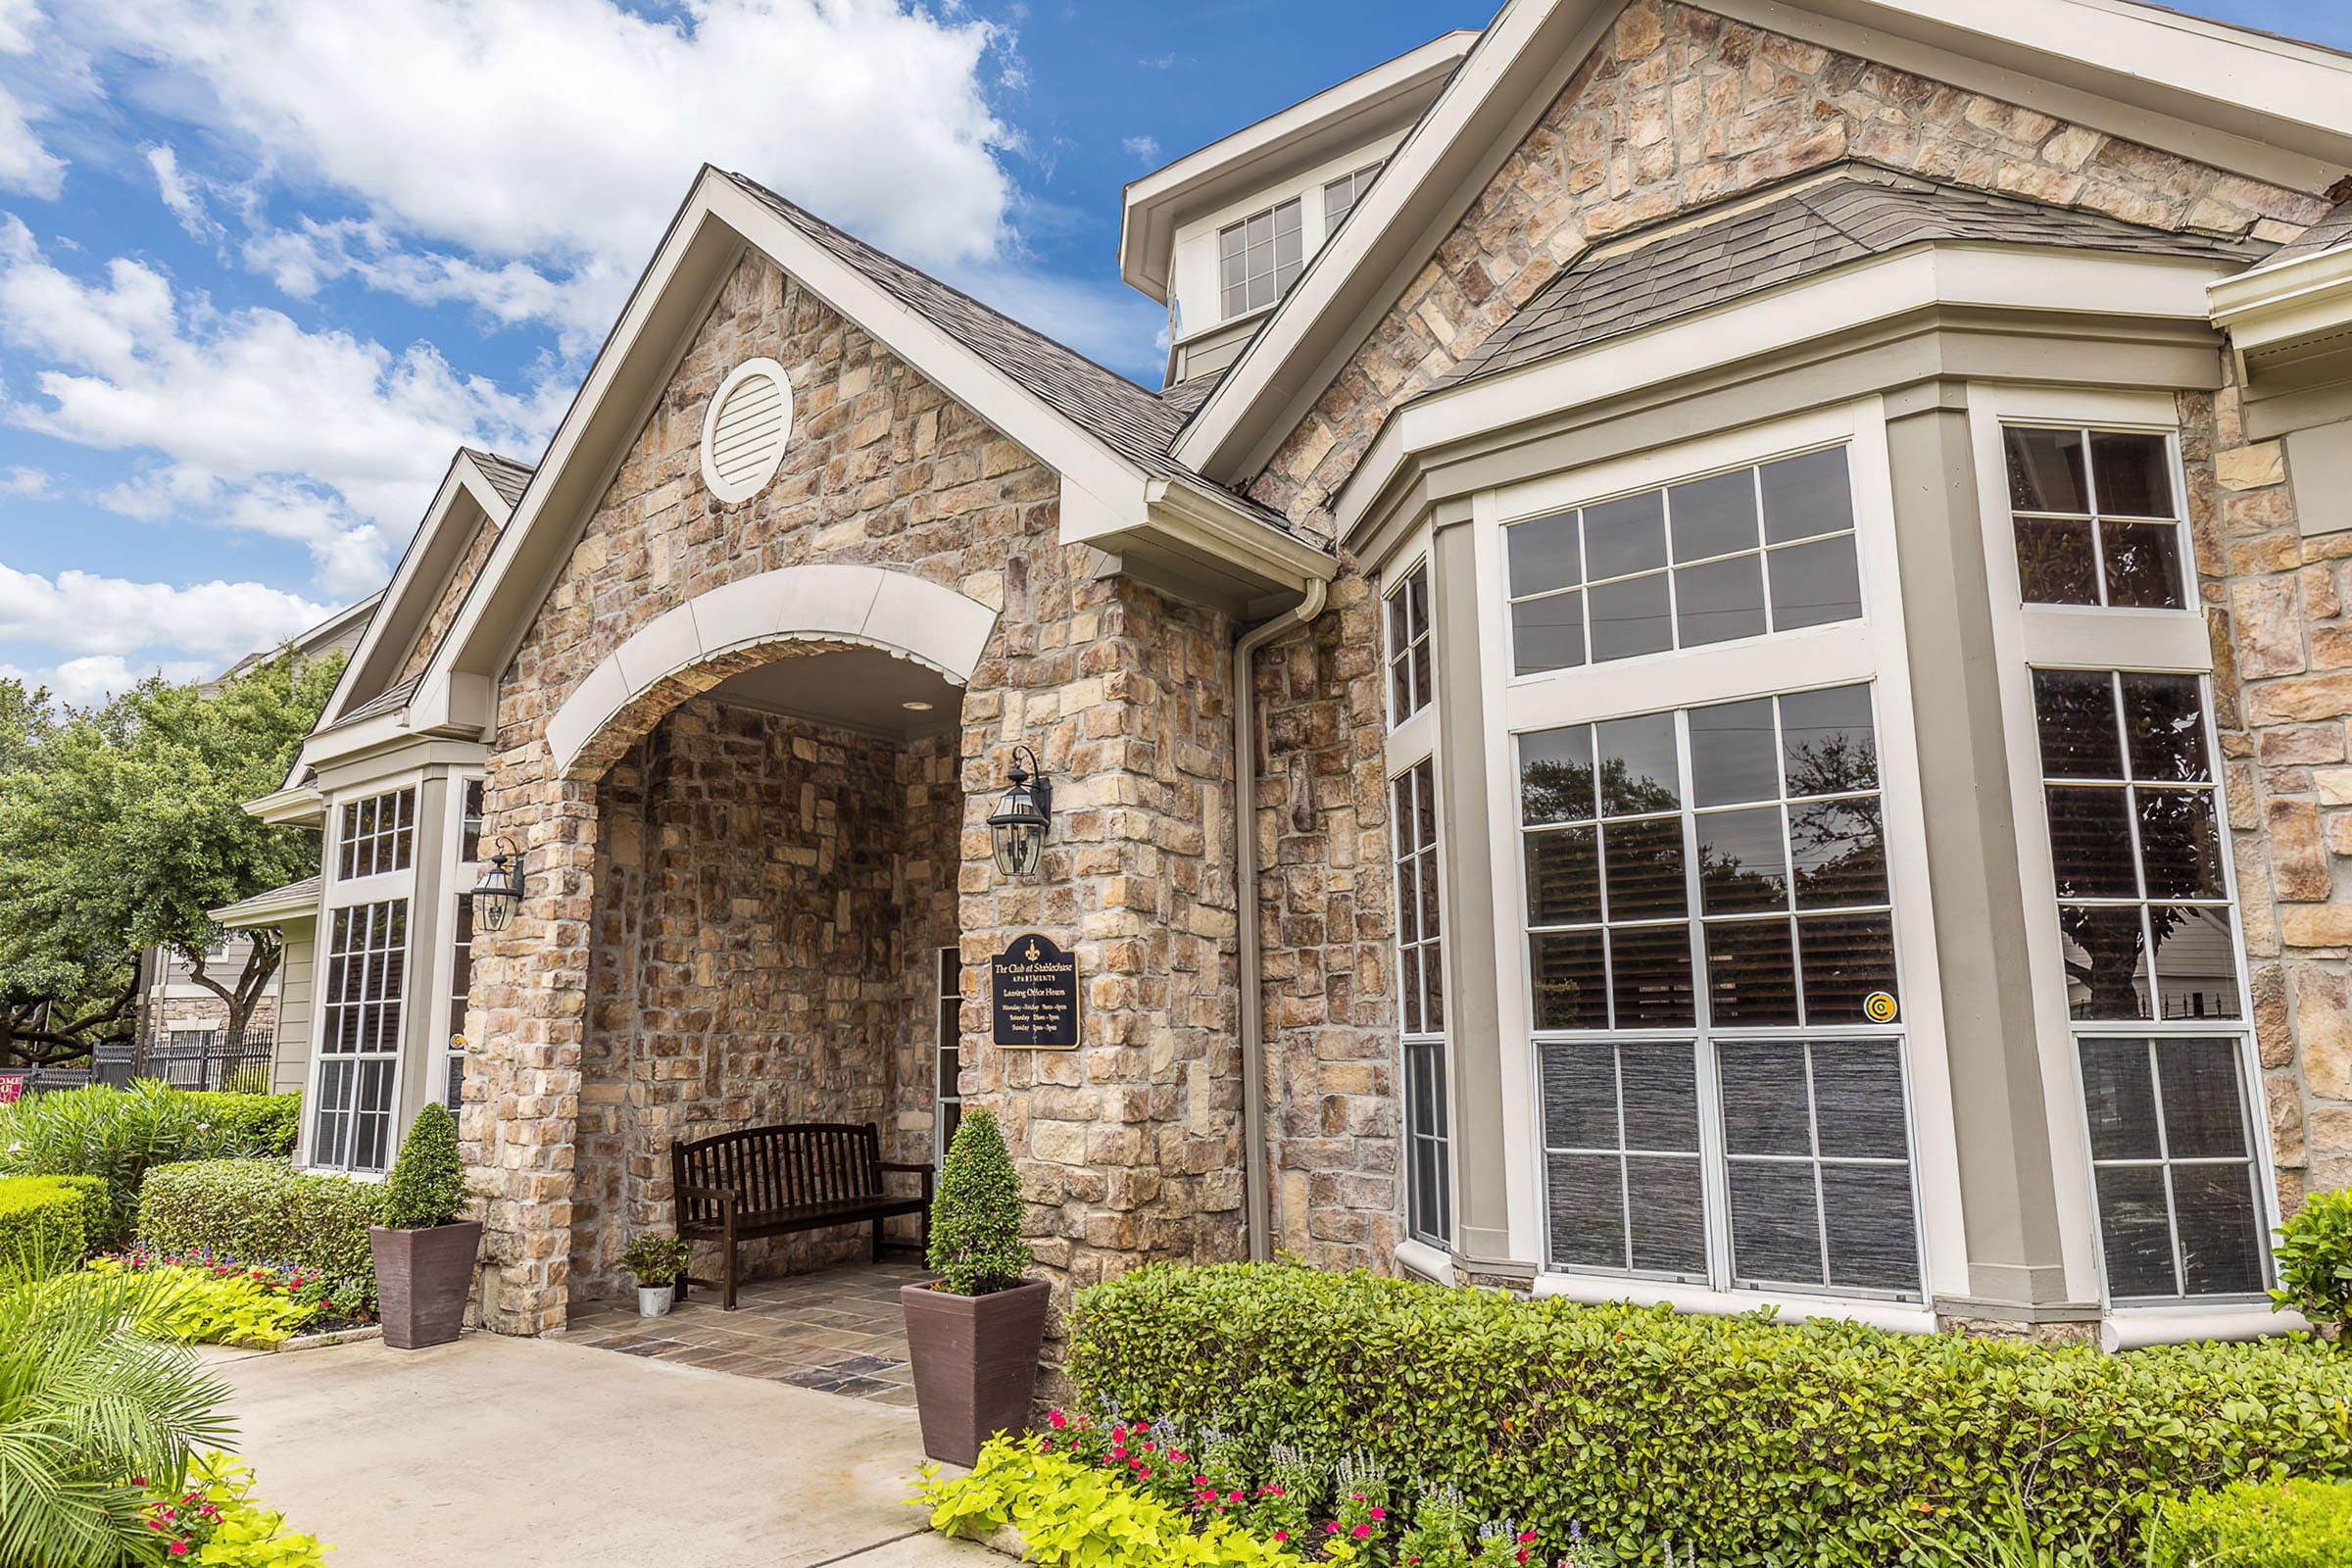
[0,1173,109,1274]
[2151,1476,2352,1568]
[1070,1262,2352,1566]
[83,1259,318,1348]
[144,1452,332,1567]
[915,1438,1329,1568]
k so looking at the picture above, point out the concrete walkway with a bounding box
[205,1332,996,1568]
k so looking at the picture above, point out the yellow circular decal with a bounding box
[1863,991,1898,1024]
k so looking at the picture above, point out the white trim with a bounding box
[698,357,794,504]
[1395,1237,1457,1286]
[1531,1271,1939,1335]
[2102,1302,2315,1351]
[2208,240,2352,391]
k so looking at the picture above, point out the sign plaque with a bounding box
[991,933,1079,1050]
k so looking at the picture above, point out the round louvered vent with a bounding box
[699,358,793,504]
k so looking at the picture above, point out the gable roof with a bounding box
[1168,0,2352,486]
[462,448,534,508]
[1444,167,2259,388]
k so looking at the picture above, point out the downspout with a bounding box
[1234,576,1329,1262]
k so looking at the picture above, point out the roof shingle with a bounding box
[462,448,535,509]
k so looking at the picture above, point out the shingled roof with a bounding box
[1442,166,2264,389]
[722,172,1293,537]
[2269,195,2352,266]
[462,448,535,509]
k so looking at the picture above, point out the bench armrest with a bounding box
[877,1161,935,1199]
[675,1184,739,1213]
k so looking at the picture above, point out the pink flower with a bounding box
[1370,1507,1387,1521]
[1274,1532,1289,1544]
[170,1544,189,1557]
[1326,1522,1341,1535]
[1048,1410,1067,1429]
[1352,1524,1371,1540]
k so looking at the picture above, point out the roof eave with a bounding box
[2209,243,2352,394]
[243,784,325,830]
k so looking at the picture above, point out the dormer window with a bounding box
[1324,163,1383,232]
[1219,198,1303,319]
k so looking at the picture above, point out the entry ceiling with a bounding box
[704,647,962,741]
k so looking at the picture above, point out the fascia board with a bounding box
[242,785,325,828]
[2209,245,2352,367]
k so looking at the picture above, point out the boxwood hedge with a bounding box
[0,1172,111,1275]
[136,1157,385,1309]
[193,1091,301,1157]
[1067,1262,2352,1566]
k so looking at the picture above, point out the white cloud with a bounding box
[145,143,220,239]
[1,655,217,707]
[1121,134,1160,163]
[0,464,52,496]
[0,215,557,590]
[0,83,60,198]
[0,562,329,661]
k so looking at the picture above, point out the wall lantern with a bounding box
[470,837,525,934]
[987,746,1054,878]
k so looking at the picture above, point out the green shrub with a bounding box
[0,1082,295,1247]
[0,1173,109,1275]
[2273,1188,2352,1345]
[620,1233,692,1287]
[2151,1476,2352,1567]
[928,1107,1032,1297]
[1068,1263,2352,1566]
[381,1102,466,1230]
[191,1091,302,1157]
[136,1158,385,1311]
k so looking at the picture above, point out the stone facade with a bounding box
[2188,368,2352,1209]
[464,251,1248,1335]
[397,514,501,686]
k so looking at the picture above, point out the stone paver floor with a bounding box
[567,1255,929,1405]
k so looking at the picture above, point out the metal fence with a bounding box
[3,1031,275,1098]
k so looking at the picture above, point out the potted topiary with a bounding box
[620,1232,693,1318]
[902,1107,1047,1466]
[368,1102,480,1349]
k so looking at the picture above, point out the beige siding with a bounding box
[271,921,317,1097]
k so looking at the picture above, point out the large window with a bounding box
[337,788,416,880]
[2004,426,2186,610]
[1392,759,1449,1247]
[1386,564,1432,725]
[1219,198,1303,318]
[2029,669,2266,1300]
[314,900,407,1172]
[1521,683,1920,1298]
[1505,448,1861,675]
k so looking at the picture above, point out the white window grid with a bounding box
[1390,756,1451,1249]
[1503,447,1862,677]
[1385,564,1432,727]
[1324,163,1382,232]
[444,896,472,1113]
[1517,687,1926,1302]
[1218,198,1303,318]
[2001,423,2190,612]
[936,947,964,1164]
[337,788,416,881]
[314,899,407,1172]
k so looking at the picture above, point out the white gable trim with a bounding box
[1172,0,2352,485]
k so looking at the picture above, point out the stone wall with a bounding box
[397,514,500,686]
[2188,370,2352,1208]
[466,249,1249,1334]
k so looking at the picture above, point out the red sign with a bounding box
[0,1075,24,1104]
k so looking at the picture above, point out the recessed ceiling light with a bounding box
[902,700,935,711]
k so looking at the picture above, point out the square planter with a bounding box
[369,1219,483,1350]
[902,1277,1051,1467]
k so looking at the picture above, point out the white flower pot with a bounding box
[637,1285,674,1318]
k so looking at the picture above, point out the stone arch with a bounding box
[543,563,998,781]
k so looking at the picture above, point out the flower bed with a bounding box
[137,1452,331,1565]
[1068,1262,2352,1565]
[90,1248,374,1346]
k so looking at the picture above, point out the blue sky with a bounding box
[0,0,2343,706]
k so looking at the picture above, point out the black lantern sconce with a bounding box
[470,836,525,934]
[987,745,1054,878]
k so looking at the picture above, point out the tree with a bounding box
[0,652,342,1065]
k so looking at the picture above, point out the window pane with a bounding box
[1598,713,1679,815]
[2102,521,2185,610]
[2173,1164,2266,1296]
[1675,556,1767,647]
[1531,931,1608,1029]
[1602,817,1686,920]
[1759,449,1852,544]
[1542,1043,1620,1148]
[1619,1044,1698,1151]
[1628,1156,1709,1275]
[1788,796,1886,908]
[2080,1038,2161,1159]
[1703,918,1799,1025]
[2045,786,2138,898]
[2095,1165,2179,1298]
[2136,789,2223,900]
[2016,516,2099,604]
[1589,573,1673,662]
[1697,807,1788,913]
[1690,699,1780,807]
[1766,537,1862,630]
[1546,1153,1626,1270]
[2034,670,2123,779]
[2149,906,2241,1020]
[1609,924,1694,1027]
[1780,684,1878,796]
[1821,1163,1920,1292]
[2122,674,2210,783]
[1811,1041,1908,1159]
[1513,594,1586,675]
[2156,1038,2251,1159]
[1795,912,1895,1024]
[1509,512,1581,598]
[1522,727,1597,824]
[2061,907,2152,1020]
[2090,431,2174,518]
[1668,470,1758,562]
[1584,491,1667,579]
[2006,426,2088,514]
[1728,1160,1824,1287]
[1718,1041,1812,1155]
[1526,827,1601,926]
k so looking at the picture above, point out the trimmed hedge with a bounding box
[0,1082,300,1246]
[2153,1476,2352,1567]
[0,1172,110,1275]
[1068,1263,2352,1566]
[193,1091,302,1157]
[136,1158,385,1309]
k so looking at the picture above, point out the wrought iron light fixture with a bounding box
[470,836,525,934]
[987,745,1053,878]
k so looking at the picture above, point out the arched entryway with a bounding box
[540,564,994,1305]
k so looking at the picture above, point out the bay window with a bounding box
[1393,758,1450,1247]
[315,899,407,1171]
[2004,425,2187,610]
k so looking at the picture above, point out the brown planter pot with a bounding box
[902,1278,1051,1466]
[369,1220,482,1350]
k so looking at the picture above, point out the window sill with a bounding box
[2101,1301,2311,1350]
[1531,1272,1936,1335]
[1395,1238,1454,1286]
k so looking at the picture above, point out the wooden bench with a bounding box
[671,1121,932,1309]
